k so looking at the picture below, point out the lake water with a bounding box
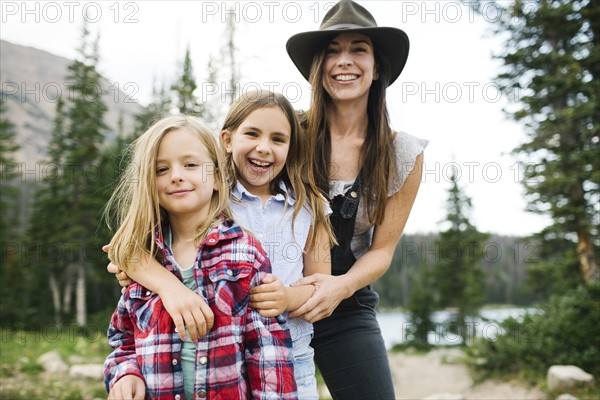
[376,307,540,349]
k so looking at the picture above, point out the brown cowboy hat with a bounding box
[286,0,409,86]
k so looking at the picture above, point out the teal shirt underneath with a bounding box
[179,265,197,400]
[166,231,199,400]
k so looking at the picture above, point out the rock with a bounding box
[68,355,87,364]
[556,394,579,400]
[547,365,594,391]
[36,351,68,374]
[423,394,464,400]
[69,364,104,379]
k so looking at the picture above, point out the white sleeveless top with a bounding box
[329,131,428,259]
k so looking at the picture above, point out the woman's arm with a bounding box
[105,251,214,342]
[249,223,331,317]
[290,152,424,322]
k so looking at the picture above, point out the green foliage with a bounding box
[462,1,599,382]
[467,280,600,379]
[171,46,206,116]
[432,169,489,335]
[133,80,173,135]
[0,98,23,323]
[0,329,108,399]
[0,98,20,237]
[405,264,435,346]
[375,233,538,309]
[25,23,112,327]
[492,0,599,282]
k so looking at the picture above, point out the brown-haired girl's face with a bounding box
[222,107,291,200]
[155,129,217,219]
[322,32,378,103]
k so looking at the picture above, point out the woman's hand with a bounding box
[288,274,350,323]
[249,274,288,317]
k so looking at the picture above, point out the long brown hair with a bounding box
[306,37,398,225]
[221,90,335,248]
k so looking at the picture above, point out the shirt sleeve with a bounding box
[388,131,429,196]
[103,293,144,393]
[243,252,298,399]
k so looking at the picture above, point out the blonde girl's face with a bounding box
[322,32,378,103]
[221,107,291,200]
[155,129,217,220]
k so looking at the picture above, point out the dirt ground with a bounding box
[388,348,545,400]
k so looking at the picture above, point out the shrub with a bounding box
[467,280,600,379]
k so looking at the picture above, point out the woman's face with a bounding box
[322,32,378,103]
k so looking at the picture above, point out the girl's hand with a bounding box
[249,274,288,317]
[103,245,133,289]
[108,375,145,400]
[106,262,133,289]
[288,274,349,323]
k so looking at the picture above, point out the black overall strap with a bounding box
[329,176,361,276]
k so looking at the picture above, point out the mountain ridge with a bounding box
[1,39,143,166]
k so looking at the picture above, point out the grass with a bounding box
[0,328,110,399]
[1,328,334,399]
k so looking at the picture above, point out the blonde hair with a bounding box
[105,115,232,271]
[221,90,335,248]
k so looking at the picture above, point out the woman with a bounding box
[285,1,428,398]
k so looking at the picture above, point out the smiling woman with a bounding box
[283,1,428,399]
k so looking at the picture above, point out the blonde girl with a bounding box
[103,115,297,400]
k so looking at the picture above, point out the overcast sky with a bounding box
[1,0,552,237]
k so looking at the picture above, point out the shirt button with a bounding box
[199,356,208,365]
[175,395,181,400]
[350,191,358,198]
[197,388,207,398]
[172,359,178,365]
[174,327,178,333]
[208,238,216,243]
[226,270,233,276]
[145,290,152,296]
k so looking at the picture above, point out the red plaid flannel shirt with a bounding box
[103,218,298,399]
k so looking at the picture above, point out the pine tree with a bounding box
[433,168,488,342]
[134,79,172,135]
[0,98,22,323]
[406,263,436,346]
[0,98,19,246]
[28,98,72,325]
[224,13,239,106]
[171,46,205,116]
[27,24,108,326]
[489,0,599,285]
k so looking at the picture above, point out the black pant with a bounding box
[312,295,395,400]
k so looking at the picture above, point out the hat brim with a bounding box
[286,27,409,86]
